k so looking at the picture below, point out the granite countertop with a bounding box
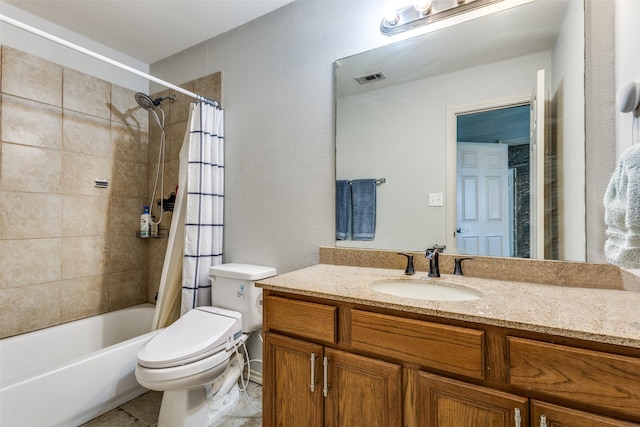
[257,264,640,349]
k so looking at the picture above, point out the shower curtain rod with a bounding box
[0,13,219,107]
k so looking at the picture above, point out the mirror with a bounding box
[335,0,585,261]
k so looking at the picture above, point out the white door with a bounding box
[530,69,546,259]
[456,142,510,256]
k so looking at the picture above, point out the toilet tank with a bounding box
[209,263,277,332]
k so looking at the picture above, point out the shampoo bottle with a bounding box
[140,205,150,238]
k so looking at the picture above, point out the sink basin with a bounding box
[370,279,482,302]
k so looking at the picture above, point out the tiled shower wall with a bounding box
[0,46,150,338]
[0,45,223,338]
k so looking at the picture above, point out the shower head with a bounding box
[135,92,157,111]
[135,92,156,110]
[134,92,176,111]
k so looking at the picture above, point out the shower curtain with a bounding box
[152,102,224,328]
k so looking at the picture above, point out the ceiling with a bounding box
[3,0,294,63]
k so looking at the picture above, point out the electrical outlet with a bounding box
[429,193,444,207]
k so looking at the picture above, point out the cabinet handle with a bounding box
[539,414,547,427]
[310,353,317,392]
[323,356,329,397]
[514,408,522,427]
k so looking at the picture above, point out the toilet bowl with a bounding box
[135,263,276,427]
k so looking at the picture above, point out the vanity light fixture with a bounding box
[380,0,502,36]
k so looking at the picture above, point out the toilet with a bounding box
[135,263,276,427]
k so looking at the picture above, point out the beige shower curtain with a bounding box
[151,104,195,330]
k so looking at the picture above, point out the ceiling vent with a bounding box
[355,72,386,85]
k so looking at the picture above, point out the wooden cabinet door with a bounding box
[531,400,640,427]
[324,348,402,427]
[264,332,324,427]
[418,371,528,427]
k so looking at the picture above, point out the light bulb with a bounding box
[413,0,433,13]
[382,3,399,25]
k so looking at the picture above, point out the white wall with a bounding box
[336,51,551,251]
[150,0,612,271]
[151,1,391,274]
[0,1,149,92]
[551,0,585,261]
[615,0,640,155]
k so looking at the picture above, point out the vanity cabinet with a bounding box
[417,371,528,427]
[263,296,402,427]
[264,333,402,427]
[262,291,640,427]
[531,400,640,427]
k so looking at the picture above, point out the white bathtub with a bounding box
[0,303,160,427]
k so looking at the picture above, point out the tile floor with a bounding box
[81,383,262,427]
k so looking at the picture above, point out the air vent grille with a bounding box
[355,72,386,85]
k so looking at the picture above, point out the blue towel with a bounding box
[336,180,351,240]
[351,179,376,241]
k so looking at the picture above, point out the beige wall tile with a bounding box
[192,72,222,102]
[112,121,148,164]
[61,236,110,279]
[163,121,188,162]
[60,274,109,322]
[62,151,112,196]
[1,46,62,106]
[1,95,62,149]
[0,238,61,288]
[0,282,61,338]
[0,46,158,334]
[63,68,111,119]
[63,195,110,237]
[0,49,223,334]
[111,159,148,198]
[148,118,162,166]
[163,85,193,125]
[63,110,111,157]
[0,191,62,239]
[110,269,147,310]
[110,234,147,273]
[111,196,147,236]
[111,84,148,128]
[160,159,180,202]
[2,143,62,193]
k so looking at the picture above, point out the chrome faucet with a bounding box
[425,245,445,277]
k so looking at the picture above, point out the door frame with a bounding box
[445,95,531,255]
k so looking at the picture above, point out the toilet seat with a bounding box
[136,345,236,390]
[137,306,243,369]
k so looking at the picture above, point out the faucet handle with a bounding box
[453,257,473,276]
[397,253,415,275]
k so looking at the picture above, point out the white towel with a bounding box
[604,144,640,268]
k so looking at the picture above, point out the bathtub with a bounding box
[0,303,160,427]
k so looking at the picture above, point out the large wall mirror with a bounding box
[335,0,585,261]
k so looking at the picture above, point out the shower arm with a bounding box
[0,13,219,108]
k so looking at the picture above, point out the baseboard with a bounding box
[244,369,262,386]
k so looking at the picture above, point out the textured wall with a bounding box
[585,0,615,263]
[151,1,392,275]
[151,1,615,271]
[0,46,149,337]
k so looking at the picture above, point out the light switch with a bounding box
[429,193,444,207]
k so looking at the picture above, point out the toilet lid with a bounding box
[137,307,242,369]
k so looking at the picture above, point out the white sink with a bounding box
[370,279,482,302]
